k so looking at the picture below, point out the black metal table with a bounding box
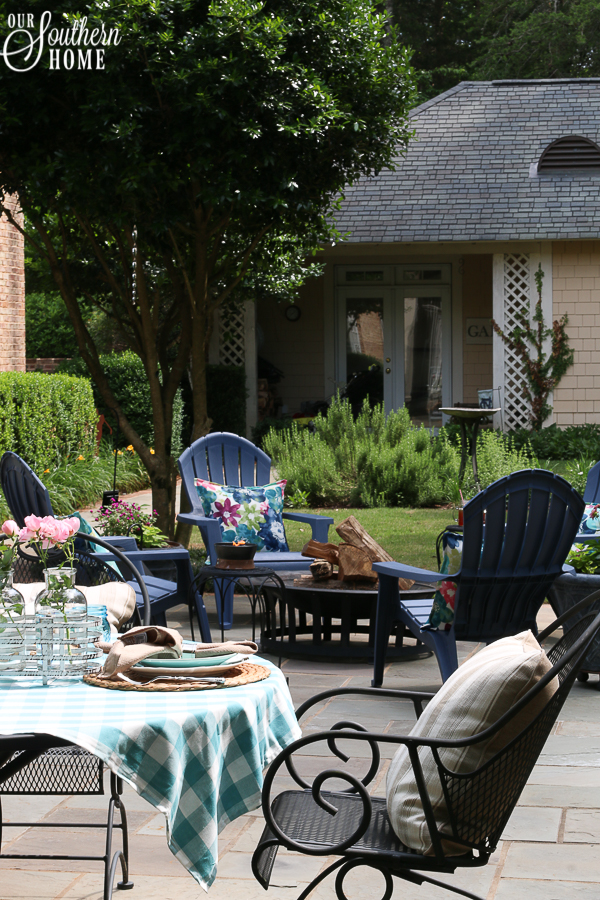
[189,565,285,644]
[259,573,434,661]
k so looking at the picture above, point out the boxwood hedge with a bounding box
[0,371,96,472]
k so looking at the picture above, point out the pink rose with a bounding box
[65,517,81,537]
[23,514,43,533]
[1,520,19,537]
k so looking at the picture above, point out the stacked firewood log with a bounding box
[301,515,414,589]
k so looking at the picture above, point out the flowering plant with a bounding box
[0,520,21,580]
[93,499,168,548]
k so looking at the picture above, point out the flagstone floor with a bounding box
[0,598,599,900]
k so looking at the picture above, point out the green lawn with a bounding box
[192,506,455,571]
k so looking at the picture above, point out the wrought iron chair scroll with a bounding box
[0,534,151,900]
[252,597,600,900]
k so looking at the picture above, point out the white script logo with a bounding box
[3,12,121,71]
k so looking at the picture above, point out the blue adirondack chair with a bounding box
[372,469,585,686]
[177,432,333,630]
[0,451,211,640]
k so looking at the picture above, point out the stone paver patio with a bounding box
[0,595,598,900]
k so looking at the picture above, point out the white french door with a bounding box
[335,283,452,423]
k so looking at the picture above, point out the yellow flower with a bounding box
[117,450,123,456]
[150,448,155,455]
[43,469,50,474]
[77,455,84,461]
[126,444,134,452]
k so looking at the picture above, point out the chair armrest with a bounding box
[295,686,435,722]
[261,728,452,863]
[100,535,139,552]
[176,512,221,563]
[282,512,333,542]
[574,533,600,543]
[373,560,445,582]
[562,563,575,574]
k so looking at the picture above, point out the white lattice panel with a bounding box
[502,253,531,431]
[219,307,245,367]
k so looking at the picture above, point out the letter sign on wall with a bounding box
[465,318,493,344]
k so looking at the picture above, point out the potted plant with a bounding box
[93,499,178,579]
[548,542,600,681]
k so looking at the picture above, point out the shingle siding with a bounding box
[336,80,600,243]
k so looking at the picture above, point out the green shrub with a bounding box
[25,292,82,358]
[251,416,294,449]
[509,422,600,460]
[0,372,96,472]
[265,398,461,508]
[59,351,184,455]
[460,430,538,498]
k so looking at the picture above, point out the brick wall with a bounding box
[26,358,69,374]
[462,255,493,404]
[552,240,600,427]
[0,193,25,372]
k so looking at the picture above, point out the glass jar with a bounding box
[87,604,111,642]
[0,571,25,628]
[34,567,87,621]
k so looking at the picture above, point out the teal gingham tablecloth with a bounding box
[0,658,301,890]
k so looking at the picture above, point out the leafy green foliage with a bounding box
[566,543,600,575]
[390,0,479,102]
[493,266,573,431]
[0,372,96,472]
[265,397,461,507]
[252,416,295,449]
[93,497,167,547]
[59,352,184,456]
[460,430,538,497]
[473,0,600,80]
[25,292,82,359]
[563,456,596,497]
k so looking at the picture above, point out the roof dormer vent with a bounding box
[538,135,600,171]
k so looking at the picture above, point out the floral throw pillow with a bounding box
[194,478,289,552]
[427,531,463,632]
[579,503,600,537]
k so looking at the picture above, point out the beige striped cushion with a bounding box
[386,631,557,855]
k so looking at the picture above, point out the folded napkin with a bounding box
[193,640,258,658]
[98,625,183,678]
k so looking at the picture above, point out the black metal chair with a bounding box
[0,534,151,900]
[0,450,211,639]
[252,595,600,900]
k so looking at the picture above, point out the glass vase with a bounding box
[34,567,87,620]
[0,570,25,627]
[35,568,88,680]
[0,571,28,672]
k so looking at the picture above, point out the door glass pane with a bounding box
[345,297,384,411]
[404,296,442,426]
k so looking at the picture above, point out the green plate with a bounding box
[136,653,238,669]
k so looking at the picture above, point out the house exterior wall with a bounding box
[0,194,25,372]
[256,275,325,415]
[462,255,493,405]
[552,240,600,427]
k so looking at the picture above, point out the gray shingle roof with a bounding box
[336,80,600,243]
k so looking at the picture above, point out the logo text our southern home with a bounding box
[3,12,121,72]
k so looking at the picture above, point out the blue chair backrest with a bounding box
[178,432,272,510]
[0,451,54,526]
[457,468,584,642]
[583,460,600,505]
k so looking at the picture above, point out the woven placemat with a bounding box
[83,662,270,692]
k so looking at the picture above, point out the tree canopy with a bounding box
[0,0,415,533]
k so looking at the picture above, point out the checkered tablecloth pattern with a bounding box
[0,659,301,889]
